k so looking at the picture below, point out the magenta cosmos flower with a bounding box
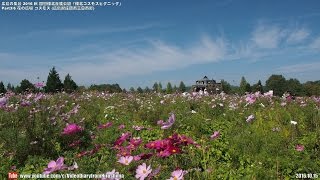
[135,163,152,180]
[43,157,66,174]
[114,132,131,146]
[295,144,304,151]
[62,123,82,135]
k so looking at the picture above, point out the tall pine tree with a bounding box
[63,74,78,93]
[178,81,186,92]
[166,82,173,94]
[46,67,63,93]
[157,82,163,93]
[152,82,159,92]
[239,76,248,95]
[0,81,6,94]
[7,83,14,91]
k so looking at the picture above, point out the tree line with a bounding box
[0,67,78,94]
[221,75,320,96]
[126,81,188,94]
[0,68,319,96]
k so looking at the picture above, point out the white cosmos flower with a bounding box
[290,120,297,125]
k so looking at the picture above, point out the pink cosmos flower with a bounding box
[68,140,81,147]
[118,124,125,129]
[67,161,78,171]
[264,90,273,97]
[20,100,31,107]
[133,125,144,131]
[133,155,141,161]
[210,131,220,140]
[245,94,256,104]
[0,97,7,106]
[295,144,304,151]
[246,115,255,123]
[34,93,44,102]
[281,102,287,106]
[62,123,82,135]
[117,156,133,165]
[43,157,66,174]
[34,82,45,88]
[158,113,175,129]
[76,151,88,158]
[135,163,152,180]
[168,169,186,180]
[149,166,161,178]
[98,122,113,129]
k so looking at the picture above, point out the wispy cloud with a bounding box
[277,62,320,74]
[251,23,311,49]
[61,36,227,84]
[310,36,320,50]
[1,22,319,86]
[251,24,285,49]
[286,28,310,44]
[23,23,165,38]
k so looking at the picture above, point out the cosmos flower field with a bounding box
[0,91,319,179]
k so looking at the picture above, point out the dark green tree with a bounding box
[166,82,173,94]
[137,87,143,93]
[63,74,78,93]
[252,80,264,93]
[157,82,163,93]
[7,83,14,91]
[129,87,135,93]
[152,82,159,92]
[18,79,35,93]
[239,76,248,95]
[302,81,320,96]
[144,86,151,93]
[173,85,178,93]
[45,67,63,93]
[286,78,303,96]
[178,81,186,92]
[265,74,287,96]
[221,80,231,94]
[245,83,252,93]
[0,81,6,94]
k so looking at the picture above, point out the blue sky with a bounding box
[1,0,320,89]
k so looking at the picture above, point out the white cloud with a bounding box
[310,36,320,50]
[277,62,320,74]
[286,28,310,44]
[251,24,285,49]
[251,24,310,48]
[22,23,164,38]
[0,22,318,86]
[61,36,227,84]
